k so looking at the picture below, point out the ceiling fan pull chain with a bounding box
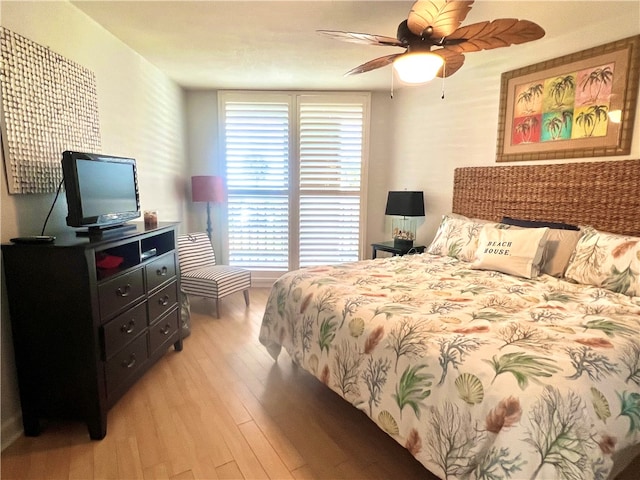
[441,62,446,100]
[390,69,394,99]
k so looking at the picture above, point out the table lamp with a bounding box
[191,175,224,241]
[385,191,425,250]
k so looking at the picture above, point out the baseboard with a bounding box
[1,413,22,451]
[251,278,277,288]
[248,272,277,289]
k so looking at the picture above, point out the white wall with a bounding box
[0,1,189,449]
[365,92,396,250]
[183,91,224,258]
[387,1,640,248]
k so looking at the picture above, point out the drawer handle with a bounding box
[122,353,136,369]
[120,320,136,334]
[156,266,168,276]
[160,324,172,335]
[158,295,170,306]
[116,284,131,297]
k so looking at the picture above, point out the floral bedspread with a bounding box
[259,253,640,480]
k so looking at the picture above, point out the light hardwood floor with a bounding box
[2,287,640,479]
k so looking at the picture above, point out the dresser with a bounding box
[1,223,183,440]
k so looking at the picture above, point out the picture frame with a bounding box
[495,35,639,162]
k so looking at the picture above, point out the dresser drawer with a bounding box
[102,302,148,360]
[149,308,180,354]
[145,252,176,292]
[148,281,178,323]
[105,333,148,398]
[98,268,145,320]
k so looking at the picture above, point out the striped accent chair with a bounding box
[177,233,251,318]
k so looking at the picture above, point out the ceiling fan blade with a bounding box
[433,50,465,77]
[344,54,403,76]
[317,30,405,47]
[444,19,545,53]
[408,0,474,38]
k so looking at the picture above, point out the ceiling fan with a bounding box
[318,0,545,84]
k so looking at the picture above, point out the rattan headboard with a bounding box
[452,159,640,236]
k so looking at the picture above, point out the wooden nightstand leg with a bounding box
[243,289,250,306]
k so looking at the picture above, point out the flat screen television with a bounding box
[62,151,141,236]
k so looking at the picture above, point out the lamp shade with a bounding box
[393,52,444,84]
[191,175,224,203]
[385,191,425,216]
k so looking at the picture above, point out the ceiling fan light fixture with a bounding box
[393,52,444,84]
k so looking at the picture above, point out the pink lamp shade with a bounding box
[191,176,224,203]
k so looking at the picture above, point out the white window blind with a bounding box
[299,101,363,267]
[223,99,290,270]
[220,92,369,272]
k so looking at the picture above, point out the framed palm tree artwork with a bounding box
[496,35,639,162]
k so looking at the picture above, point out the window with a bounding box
[219,92,370,272]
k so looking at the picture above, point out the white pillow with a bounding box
[472,225,549,278]
[565,226,640,296]
[427,214,496,262]
[540,228,583,277]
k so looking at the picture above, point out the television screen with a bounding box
[62,151,141,234]
[76,159,138,217]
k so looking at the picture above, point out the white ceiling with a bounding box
[70,1,636,91]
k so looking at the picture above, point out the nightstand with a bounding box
[371,241,426,259]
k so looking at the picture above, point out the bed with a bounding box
[259,159,640,480]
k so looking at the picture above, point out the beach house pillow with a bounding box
[427,214,496,262]
[501,217,582,277]
[471,225,549,278]
[564,226,640,296]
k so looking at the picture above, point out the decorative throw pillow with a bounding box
[539,228,583,277]
[471,225,549,278]
[500,217,582,277]
[427,214,497,262]
[564,226,640,296]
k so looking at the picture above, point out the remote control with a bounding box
[10,236,56,244]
